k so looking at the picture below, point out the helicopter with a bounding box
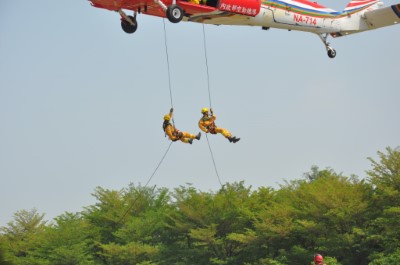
[89,0,400,58]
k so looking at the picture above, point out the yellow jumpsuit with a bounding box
[164,113,197,144]
[198,113,232,138]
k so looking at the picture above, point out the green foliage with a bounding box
[99,242,158,265]
[366,147,400,259]
[35,212,95,265]
[0,208,47,265]
[368,147,400,194]
[323,256,342,265]
[165,182,260,264]
[0,245,14,265]
[1,147,399,265]
[368,248,400,264]
[253,167,371,264]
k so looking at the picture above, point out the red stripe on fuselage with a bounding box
[346,0,376,8]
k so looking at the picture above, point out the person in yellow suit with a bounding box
[163,108,201,144]
[198,107,240,143]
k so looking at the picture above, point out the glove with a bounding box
[170,108,174,113]
[210,108,213,114]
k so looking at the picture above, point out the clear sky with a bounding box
[0,0,399,226]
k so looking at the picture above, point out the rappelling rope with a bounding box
[202,24,225,189]
[163,19,174,108]
[205,134,223,187]
[144,141,173,187]
[118,141,173,223]
[202,24,212,109]
[163,19,176,126]
[118,20,176,224]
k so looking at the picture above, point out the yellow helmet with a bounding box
[201,107,209,114]
[164,114,171,121]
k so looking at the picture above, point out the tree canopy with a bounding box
[1,147,399,265]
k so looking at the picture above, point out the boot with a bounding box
[232,137,240,143]
[188,139,193,144]
[196,132,201,140]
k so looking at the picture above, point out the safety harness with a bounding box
[201,116,217,134]
[163,121,182,141]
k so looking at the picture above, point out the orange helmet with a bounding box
[314,254,323,263]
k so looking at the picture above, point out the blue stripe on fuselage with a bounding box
[391,4,400,18]
[271,0,338,14]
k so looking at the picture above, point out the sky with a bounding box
[0,0,399,226]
